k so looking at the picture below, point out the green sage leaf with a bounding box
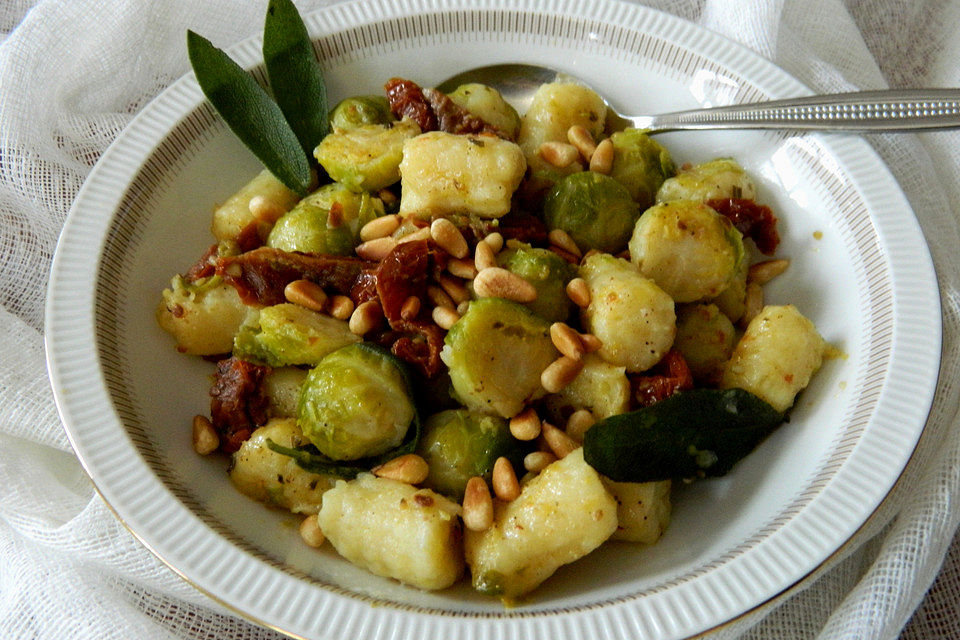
[187,29,311,196]
[263,0,329,155]
[582,388,785,482]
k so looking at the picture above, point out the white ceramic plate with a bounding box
[45,0,942,638]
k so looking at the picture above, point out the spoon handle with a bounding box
[635,89,960,133]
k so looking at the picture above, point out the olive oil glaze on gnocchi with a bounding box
[157,75,828,601]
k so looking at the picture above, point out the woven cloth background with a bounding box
[1,0,959,638]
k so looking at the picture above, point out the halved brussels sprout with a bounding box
[298,343,416,461]
[440,297,559,418]
[447,83,521,139]
[314,119,420,192]
[497,244,576,323]
[608,128,676,208]
[329,95,395,132]
[266,183,384,255]
[417,409,528,500]
[629,200,744,303]
[543,171,640,253]
[233,303,360,367]
[656,158,756,203]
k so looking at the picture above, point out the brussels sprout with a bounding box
[440,298,559,418]
[447,83,521,139]
[608,129,676,208]
[496,244,576,323]
[156,275,251,356]
[417,409,528,500]
[656,158,756,204]
[673,303,737,385]
[266,183,384,255]
[314,119,420,192]
[211,169,300,242]
[543,171,640,253]
[233,303,360,367]
[629,200,744,303]
[329,95,395,131]
[298,343,416,460]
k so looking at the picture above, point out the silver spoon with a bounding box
[437,63,960,133]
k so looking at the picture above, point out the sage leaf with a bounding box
[263,0,329,155]
[187,29,311,196]
[582,388,785,482]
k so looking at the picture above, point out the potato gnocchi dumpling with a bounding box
[319,474,464,591]
[398,131,526,219]
[464,449,617,599]
[656,157,757,203]
[229,418,336,514]
[579,253,676,373]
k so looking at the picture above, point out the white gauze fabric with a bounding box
[1,0,958,638]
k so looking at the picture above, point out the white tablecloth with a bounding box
[2,0,959,638]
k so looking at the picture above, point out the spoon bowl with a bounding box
[438,63,960,133]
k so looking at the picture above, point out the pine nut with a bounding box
[456,300,471,315]
[509,407,542,441]
[484,232,504,253]
[432,305,460,330]
[377,188,398,206]
[579,332,603,353]
[192,415,219,455]
[248,195,286,223]
[328,295,355,320]
[742,282,764,326]
[397,226,432,244]
[473,267,537,302]
[505,238,525,251]
[430,218,469,259]
[589,138,615,174]
[447,257,479,279]
[462,477,494,531]
[356,236,397,261]
[492,457,521,501]
[540,356,584,393]
[326,202,345,229]
[400,295,421,320]
[548,229,581,258]
[372,453,430,485]
[565,409,595,442]
[538,141,580,168]
[299,514,326,547]
[524,450,557,473]
[541,421,580,459]
[748,258,790,285]
[550,322,585,360]
[284,279,327,312]
[566,277,591,308]
[567,125,597,161]
[474,239,499,271]
[349,300,382,335]
[437,273,471,305]
[427,284,456,309]
[360,214,400,241]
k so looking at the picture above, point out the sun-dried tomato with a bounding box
[216,247,373,306]
[630,350,694,408]
[384,78,509,139]
[209,357,270,452]
[371,240,446,377]
[707,198,780,255]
